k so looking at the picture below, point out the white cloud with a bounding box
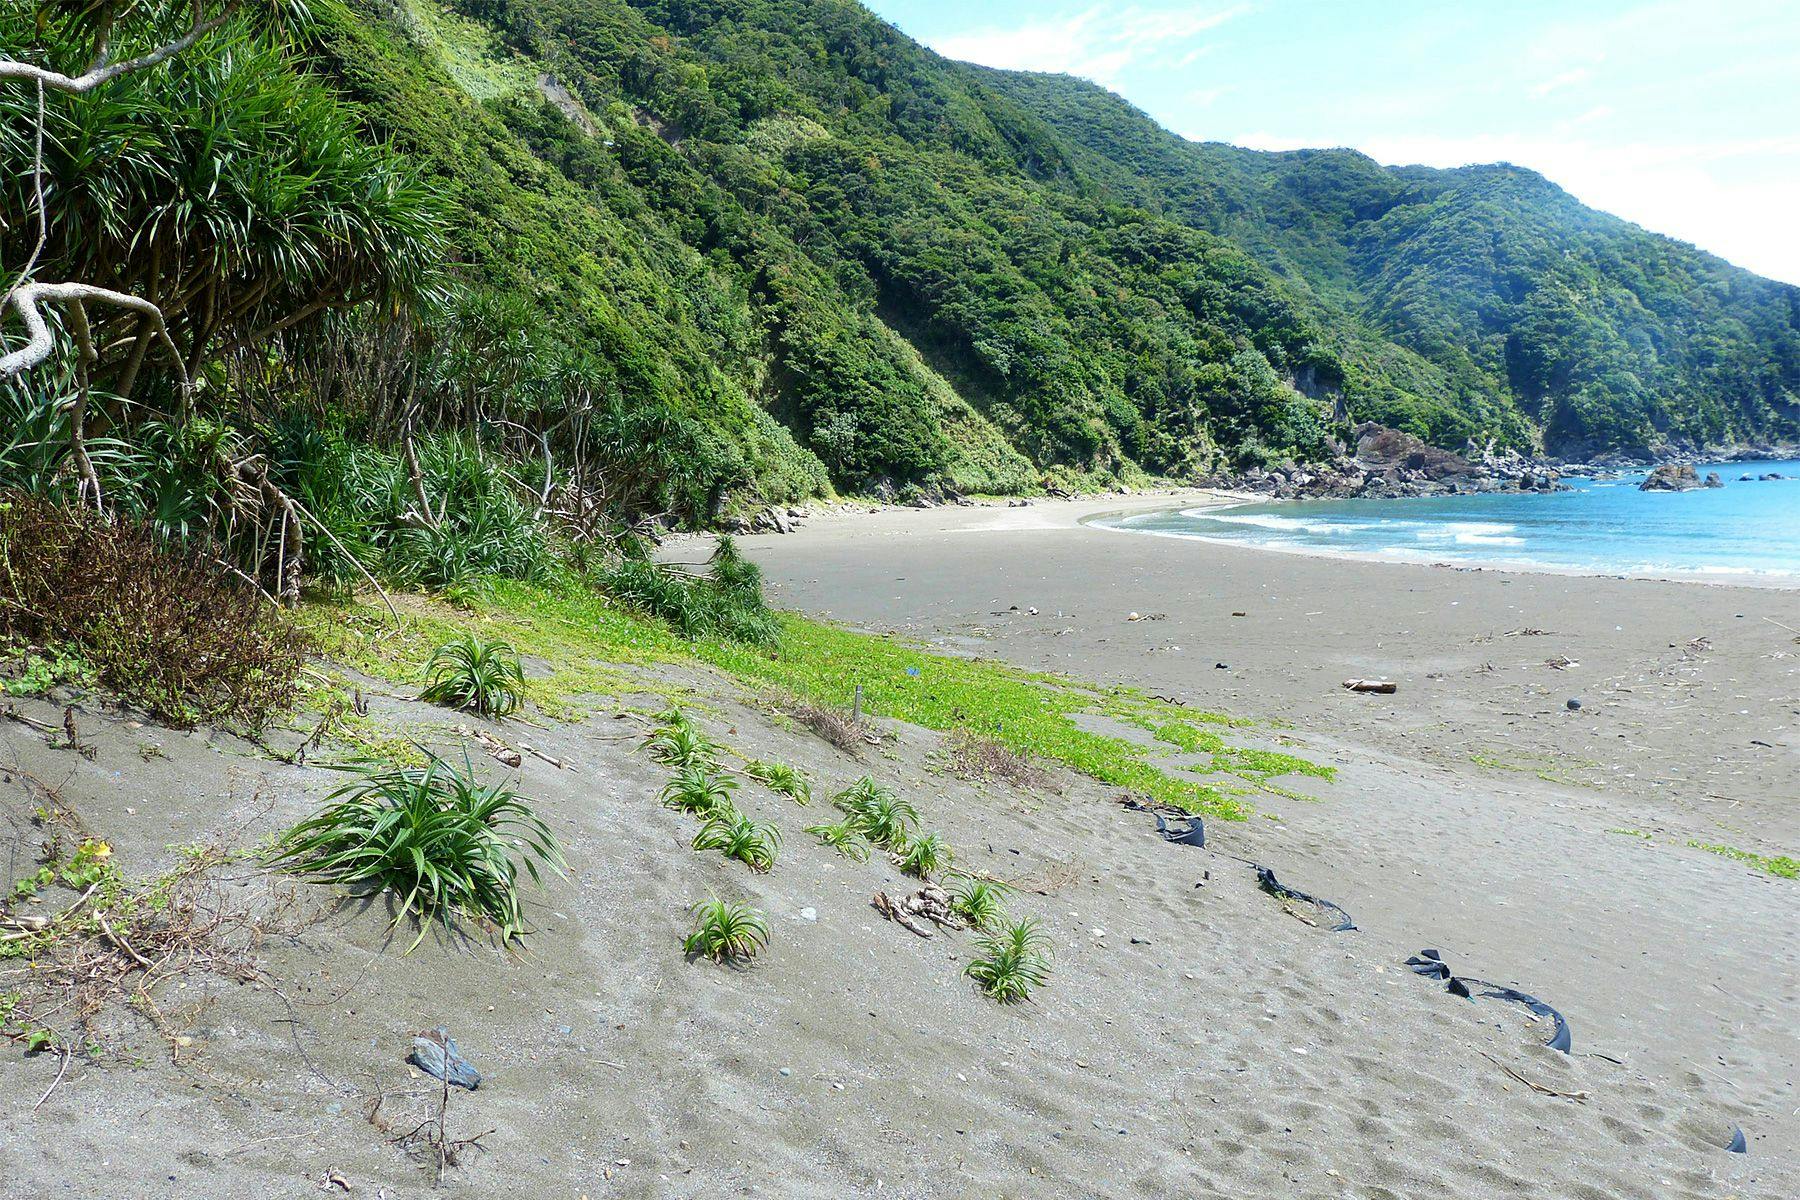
[929,4,1247,86]
[1529,66,1593,98]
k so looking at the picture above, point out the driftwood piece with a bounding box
[872,887,962,938]
[1342,679,1398,694]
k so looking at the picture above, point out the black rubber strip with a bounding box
[1122,799,1356,931]
[1406,949,1572,1053]
[1152,810,1206,847]
[1255,865,1357,932]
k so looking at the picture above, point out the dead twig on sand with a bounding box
[367,1075,493,1184]
[1480,1050,1589,1102]
[31,1045,70,1110]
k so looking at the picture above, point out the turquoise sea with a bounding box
[1096,459,1800,582]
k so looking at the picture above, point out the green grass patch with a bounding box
[1468,749,1595,787]
[1687,841,1798,879]
[305,583,1334,821]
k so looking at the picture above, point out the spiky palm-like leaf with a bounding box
[692,811,781,872]
[659,764,738,817]
[419,632,526,718]
[268,751,564,951]
[682,896,769,963]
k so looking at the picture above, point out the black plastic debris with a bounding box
[410,1026,481,1089]
[1123,799,1205,847]
[1726,1125,1747,1154]
[1153,810,1206,848]
[1405,949,1572,1053]
[1120,798,1354,932]
[1255,866,1357,932]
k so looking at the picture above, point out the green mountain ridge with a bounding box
[13,0,1796,518]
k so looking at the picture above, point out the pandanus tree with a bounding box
[0,0,445,598]
[1,1,444,403]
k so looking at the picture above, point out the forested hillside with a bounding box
[985,69,1800,458]
[6,0,1798,539]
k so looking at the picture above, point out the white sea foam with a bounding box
[1196,511,1371,535]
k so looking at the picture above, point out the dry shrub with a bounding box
[786,697,869,754]
[0,778,307,1062]
[0,491,309,730]
[945,729,1053,790]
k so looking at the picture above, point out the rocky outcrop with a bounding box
[1193,423,1568,500]
[1639,464,1722,492]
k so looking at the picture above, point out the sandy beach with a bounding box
[0,492,1792,1198]
[743,493,1800,1176]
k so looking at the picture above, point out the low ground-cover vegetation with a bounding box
[1687,841,1798,880]
[309,579,1332,821]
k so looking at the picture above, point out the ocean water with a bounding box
[1096,459,1800,581]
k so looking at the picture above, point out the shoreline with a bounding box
[1077,494,1800,591]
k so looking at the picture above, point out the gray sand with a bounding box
[0,493,1792,1197]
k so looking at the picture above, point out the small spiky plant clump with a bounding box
[652,705,692,730]
[964,917,1052,1003]
[804,819,872,862]
[646,723,718,771]
[682,897,770,963]
[745,759,811,805]
[692,811,781,872]
[949,876,1011,931]
[269,751,564,951]
[659,764,738,817]
[833,777,917,848]
[418,632,528,718]
[897,831,952,879]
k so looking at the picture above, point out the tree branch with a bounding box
[0,281,187,388]
[0,3,239,95]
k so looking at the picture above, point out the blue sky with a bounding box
[866,1,1800,284]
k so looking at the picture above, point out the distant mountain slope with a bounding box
[307,0,1797,504]
[981,69,1800,458]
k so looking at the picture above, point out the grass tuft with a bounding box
[745,759,811,805]
[949,876,1011,930]
[646,723,718,771]
[682,896,769,963]
[804,819,872,862]
[268,751,564,950]
[897,831,951,878]
[964,916,1052,1003]
[418,632,526,718]
[833,777,917,849]
[692,811,781,872]
[658,764,738,817]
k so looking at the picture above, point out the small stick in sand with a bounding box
[32,1045,70,1111]
[1479,1051,1588,1101]
[1342,679,1398,694]
[96,911,151,968]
